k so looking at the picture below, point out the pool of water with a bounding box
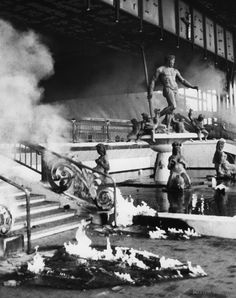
[118,180,236,217]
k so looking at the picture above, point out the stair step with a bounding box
[14,216,83,242]
[30,219,81,241]
[15,208,71,223]
[16,194,46,207]
[17,201,59,217]
[4,191,25,198]
[12,209,76,231]
[0,184,25,195]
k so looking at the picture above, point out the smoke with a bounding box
[0,20,70,147]
[182,56,226,93]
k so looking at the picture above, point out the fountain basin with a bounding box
[158,212,236,239]
[141,133,198,152]
[141,133,199,184]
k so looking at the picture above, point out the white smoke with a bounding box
[0,19,70,146]
[183,56,226,93]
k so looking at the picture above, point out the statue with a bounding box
[148,55,198,132]
[172,116,187,133]
[140,112,154,132]
[127,118,141,142]
[134,112,154,140]
[167,142,191,191]
[94,143,110,178]
[153,108,167,133]
[212,138,236,179]
[141,111,168,141]
[188,109,208,141]
[127,110,167,142]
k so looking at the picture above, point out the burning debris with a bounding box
[149,227,168,239]
[149,227,201,240]
[13,221,206,290]
[89,188,201,241]
[115,189,157,227]
[27,246,45,274]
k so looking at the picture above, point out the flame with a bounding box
[159,256,183,269]
[27,246,45,274]
[63,220,207,280]
[64,219,99,260]
[114,272,135,284]
[115,189,157,227]
[187,261,207,277]
[149,227,167,239]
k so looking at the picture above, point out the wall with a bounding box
[41,33,228,121]
[64,142,157,183]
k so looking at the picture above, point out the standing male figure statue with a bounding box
[148,55,198,131]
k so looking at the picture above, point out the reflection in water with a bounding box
[158,181,236,216]
[166,191,190,214]
[119,180,236,217]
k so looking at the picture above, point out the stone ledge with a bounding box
[158,212,236,239]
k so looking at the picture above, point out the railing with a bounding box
[0,175,32,254]
[13,143,43,174]
[70,118,132,143]
[69,117,236,144]
[18,142,118,225]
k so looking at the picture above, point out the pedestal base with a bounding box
[0,234,24,257]
[92,210,114,226]
[154,152,171,185]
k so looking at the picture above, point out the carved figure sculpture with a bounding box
[212,138,236,179]
[134,112,154,140]
[188,109,208,141]
[148,55,198,131]
[167,142,191,191]
[94,143,110,177]
[172,117,187,133]
[127,118,141,142]
[153,108,167,133]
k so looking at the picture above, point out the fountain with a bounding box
[141,132,199,185]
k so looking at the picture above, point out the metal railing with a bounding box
[17,142,118,225]
[0,175,32,254]
[70,118,132,143]
[13,143,42,174]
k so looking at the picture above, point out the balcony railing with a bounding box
[70,118,132,143]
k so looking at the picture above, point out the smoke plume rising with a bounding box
[181,55,226,93]
[0,20,70,148]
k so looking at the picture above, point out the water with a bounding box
[118,180,236,217]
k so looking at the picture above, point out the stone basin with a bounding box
[141,132,198,151]
[141,133,199,185]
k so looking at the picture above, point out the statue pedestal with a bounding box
[154,151,171,184]
[141,133,198,185]
[0,234,24,257]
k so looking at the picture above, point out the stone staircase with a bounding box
[0,182,82,243]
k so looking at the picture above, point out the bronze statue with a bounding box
[172,116,187,133]
[148,55,198,131]
[141,112,154,131]
[94,143,110,176]
[127,118,141,142]
[153,108,167,133]
[135,112,154,140]
[188,109,208,141]
[212,138,236,179]
[167,142,191,191]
